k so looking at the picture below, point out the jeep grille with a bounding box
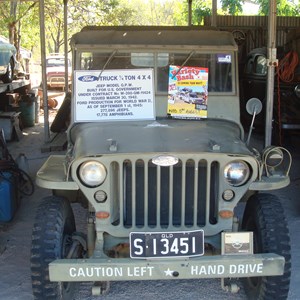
[109,157,220,232]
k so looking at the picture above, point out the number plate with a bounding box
[130,230,204,259]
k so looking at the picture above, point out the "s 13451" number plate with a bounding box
[130,230,204,259]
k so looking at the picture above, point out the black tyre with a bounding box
[31,196,79,300]
[50,92,71,133]
[241,193,291,300]
[1,57,14,83]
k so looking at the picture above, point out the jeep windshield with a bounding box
[76,50,234,94]
[70,27,240,124]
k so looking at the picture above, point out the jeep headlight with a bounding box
[78,161,107,187]
[224,161,250,186]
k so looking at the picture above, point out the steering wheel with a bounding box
[232,30,246,45]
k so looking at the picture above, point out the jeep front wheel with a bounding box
[241,193,291,300]
[30,196,80,300]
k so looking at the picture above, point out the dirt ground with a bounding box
[0,114,300,299]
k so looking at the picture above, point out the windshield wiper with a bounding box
[98,50,118,79]
[171,51,195,79]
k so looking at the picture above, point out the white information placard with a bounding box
[74,69,155,122]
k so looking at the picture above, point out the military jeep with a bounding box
[31,26,291,300]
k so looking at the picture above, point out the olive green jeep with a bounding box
[31,26,291,300]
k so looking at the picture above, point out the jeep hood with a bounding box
[68,119,250,158]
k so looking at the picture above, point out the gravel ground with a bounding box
[0,118,299,300]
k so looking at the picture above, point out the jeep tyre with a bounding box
[50,92,71,133]
[30,196,79,300]
[241,193,291,300]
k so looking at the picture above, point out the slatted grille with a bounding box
[111,158,220,230]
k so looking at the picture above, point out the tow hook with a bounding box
[221,278,240,294]
[92,281,111,296]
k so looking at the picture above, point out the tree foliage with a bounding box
[1,0,300,60]
[184,0,212,25]
[256,0,300,16]
[0,0,38,52]
[68,0,134,28]
[220,0,244,15]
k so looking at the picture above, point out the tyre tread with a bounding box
[30,196,75,300]
[242,193,291,300]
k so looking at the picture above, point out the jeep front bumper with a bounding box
[49,253,284,282]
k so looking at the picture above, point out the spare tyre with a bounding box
[50,92,71,133]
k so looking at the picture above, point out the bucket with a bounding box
[19,95,36,127]
[34,96,40,123]
[0,172,19,222]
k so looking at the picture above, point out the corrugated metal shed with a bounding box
[203,16,300,56]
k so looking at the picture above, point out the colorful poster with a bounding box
[167,65,208,119]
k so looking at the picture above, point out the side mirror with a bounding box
[245,98,263,145]
[246,97,262,116]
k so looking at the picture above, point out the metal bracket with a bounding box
[266,47,278,67]
[209,139,220,151]
[221,278,240,294]
[108,139,118,152]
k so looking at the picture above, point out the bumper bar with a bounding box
[49,253,285,282]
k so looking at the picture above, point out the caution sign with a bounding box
[74,69,155,122]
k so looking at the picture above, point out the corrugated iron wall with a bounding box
[203,16,300,61]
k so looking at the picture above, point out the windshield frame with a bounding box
[73,48,237,96]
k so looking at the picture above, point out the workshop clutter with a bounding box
[0,129,34,222]
[1,89,40,141]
